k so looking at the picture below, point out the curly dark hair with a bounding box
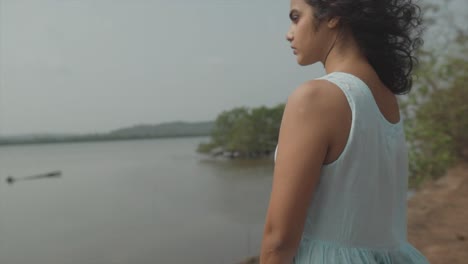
[305,0,424,94]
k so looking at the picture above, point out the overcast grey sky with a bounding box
[0,0,466,135]
[0,0,324,135]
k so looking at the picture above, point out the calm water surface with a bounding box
[0,137,274,264]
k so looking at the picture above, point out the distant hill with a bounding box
[0,121,214,146]
[109,121,214,137]
[0,133,78,140]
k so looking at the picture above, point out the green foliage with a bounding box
[197,104,285,158]
[403,33,468,188]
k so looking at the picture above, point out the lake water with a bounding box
[0,137,274,264]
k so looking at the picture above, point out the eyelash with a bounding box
[291,15,299,23]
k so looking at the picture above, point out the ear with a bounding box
[327,17,340,29]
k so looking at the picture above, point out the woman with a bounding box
[260,0,428,263]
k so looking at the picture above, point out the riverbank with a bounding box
[407,163,468,264]
[238,163,468,264]
[0,134,210,147]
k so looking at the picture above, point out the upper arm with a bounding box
[263,80,341,249]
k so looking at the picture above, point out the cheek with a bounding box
[298,22,316,47]
[298,28,322,64]
[308,29,325,54]
[305,25,318,44]
[298,30,316,56]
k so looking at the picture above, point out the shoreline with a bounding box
[0,134,210,147]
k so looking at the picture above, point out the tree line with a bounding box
[197,104,284,159]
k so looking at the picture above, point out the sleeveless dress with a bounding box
[274,72,429,264]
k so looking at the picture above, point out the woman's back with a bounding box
[274,72,429,263]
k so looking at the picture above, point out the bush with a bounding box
[404,36,468,187]
[197,104,285,158]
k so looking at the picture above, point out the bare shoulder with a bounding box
[285,79,350,121]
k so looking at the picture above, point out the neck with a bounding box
[323,31,367,74]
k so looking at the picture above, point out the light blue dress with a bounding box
[274,72,429,264]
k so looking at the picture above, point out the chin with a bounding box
[296,54,315,66]
[297,58,313,66]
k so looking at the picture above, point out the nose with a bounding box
[286,28,293,42]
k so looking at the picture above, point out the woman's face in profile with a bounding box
[286,0,331,66]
